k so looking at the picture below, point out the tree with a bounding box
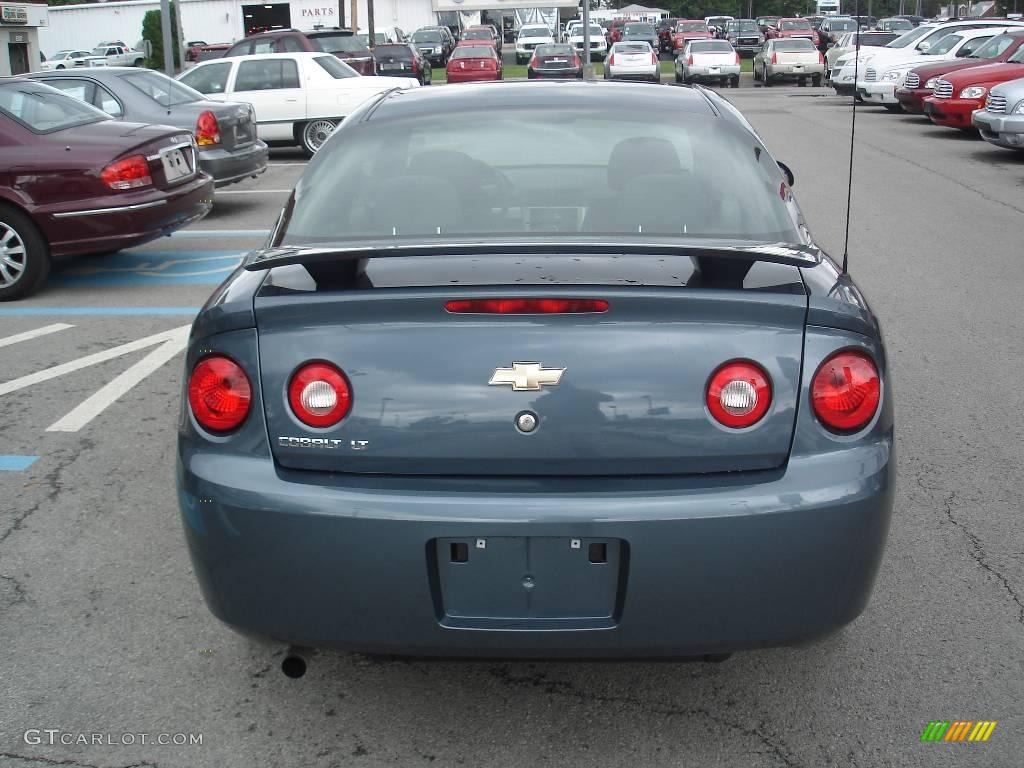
[141,2,181,70]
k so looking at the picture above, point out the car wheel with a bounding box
[884,103,905,113]
[56,64,65,70]
[798,77,807,87]
[300,119,338,157]
[0,204,50,302]
[674,70,681,84]
[812,75,822,87]
[731,75,740,88]
[762,66,771,86]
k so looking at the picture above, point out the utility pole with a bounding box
[351,0,358,31]
[583,0,591,76]
[338,0,346,27]
[367,0,375,47]
[160,0,173,76]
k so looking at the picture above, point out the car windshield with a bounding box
[121,70,203,106]
[536,45,573,56]
[411,31,442,43]
[0,82,108,133]
[924,34,966,55]
[314,34,368,53]
[678,22,709,32]
[1008,46,1024,63]
[831,20,858,31]
[780,20,811,30]
[315,55,359,78]
[282,109,800,245]
[969,34,1015,58]
[736,22,759,32]
[885,25,933,48]
[624,24,655,35]
[883,19,913,29]
[520,27,551,38]
[691,41,733,53]
[463,29,491,40]
[774,39,814,50]
[451,46,493,59]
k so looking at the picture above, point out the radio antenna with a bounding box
[841,0,862,275]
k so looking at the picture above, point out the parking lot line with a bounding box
[0,307,199,316]
[0,455,38,471]
[0,325,191,398]
[46,326,190,433]
[0,323,73,349]
[216,189,292,194]
[171,229,270,238]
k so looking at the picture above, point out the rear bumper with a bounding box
[200,140,269,188]
[924,97,980,128]
[41,173,213,258]
[446,71,501,83]
[896,87,930,113]
[686,64,741,79]
[529,67,583,79]
[766,63,824,79]
[858,81,897,105]
[177,441,894,657]
[972,109,1024,148]
[607,66,659,80]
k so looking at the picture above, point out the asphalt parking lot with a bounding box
[2,88,1023,768]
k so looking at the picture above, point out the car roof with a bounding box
[365,81,721,123]
[189,51,325,66]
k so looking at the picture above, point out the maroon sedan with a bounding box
[897,30,1024,114]
[0,79,212,300]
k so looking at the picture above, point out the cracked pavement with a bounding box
[2,97,1023,768]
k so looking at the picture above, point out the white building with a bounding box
[1,1,48,76]
[38,0,580,55]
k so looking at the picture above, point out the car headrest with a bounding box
[607,137,683,192]
[613,173,707,235]
[367,175,461,236]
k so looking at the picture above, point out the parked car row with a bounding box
[826,19,1024,152]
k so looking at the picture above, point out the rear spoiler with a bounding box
[243,241,823,271]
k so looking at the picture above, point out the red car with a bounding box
[223,28,376,76]
[898,30,1024,114]
[0,79,212,300]
[923,51,1024,129]
[445,43,503,83]
[767,18,820,48]
[607,19,628,45]
[671,20,713,55]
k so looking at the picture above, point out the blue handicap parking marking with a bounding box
[52,249,246,286]
[0,455,39,471]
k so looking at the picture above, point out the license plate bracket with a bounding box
[160,145,193,183]
[433,536,625,630]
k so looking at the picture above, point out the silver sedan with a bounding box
[675,39,741,87]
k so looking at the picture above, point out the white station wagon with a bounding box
[177,52,417,155]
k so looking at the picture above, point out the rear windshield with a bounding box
[451,45,495,59]
[677,22,709,32]
[0,81,108,133]
[315,55,359,78]
[411,31,443,43]
[690,40,734,53]
[616,43,651,53]
[120,70,203,105]
[774,39,814,50]
[463,29,492,40]
[282,110,800,245]
[374,44,413,58]
[780,20,811,30]
[535,44,573,56]
[312,34,367,53]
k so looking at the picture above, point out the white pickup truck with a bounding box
[84,44,146,68]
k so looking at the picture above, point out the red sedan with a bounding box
[898,30,1024,114]
[446,43,503,83]
[923,54,1024,130]
[0,79,212,300]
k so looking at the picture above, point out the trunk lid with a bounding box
[776,49,818,64]
[694,52,737,66]
[254,258,807,476]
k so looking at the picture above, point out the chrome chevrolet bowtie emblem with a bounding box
[489,362,565,391]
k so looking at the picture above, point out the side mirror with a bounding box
[778,161,795,187]
[917,41,931,51]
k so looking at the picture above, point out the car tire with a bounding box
[0,204,50,302]
[884,103,905,113]
[812,75,822,87]
[762,66,772,86]
[731,75,740,88]
[56,64,65,70]
[674,70,681,83]
[299,119,339,157]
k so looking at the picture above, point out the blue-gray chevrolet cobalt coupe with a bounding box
[177,82,894,659]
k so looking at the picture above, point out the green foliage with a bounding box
[141,2,181,70]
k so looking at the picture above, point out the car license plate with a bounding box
[550,57,567,63]
[793,64,804,71]
[160,147,192,183]
[709,66,720,73]
[381,62,403,70]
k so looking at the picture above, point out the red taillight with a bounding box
[811,350,880,433]
[188,355,252,432]
[195,110,220,146]
[735,52,741,65]
[100,154,151,191]
[607,53,615,66]
[771,51,778,64]
[818,51,825,65]
[687,54,694,65]
[445,298,609,314]
[288,362,352,428]
[651,51,659,65]
[530,54,539,68]
[411,57,419,72]
[574,54,581,67]
[706,361,772,429]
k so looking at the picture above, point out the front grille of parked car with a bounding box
[864,67,877,82]
[933,79,953,99]
[985,94,1007,113]
[904,72,920,89]
[739,37,759,45]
